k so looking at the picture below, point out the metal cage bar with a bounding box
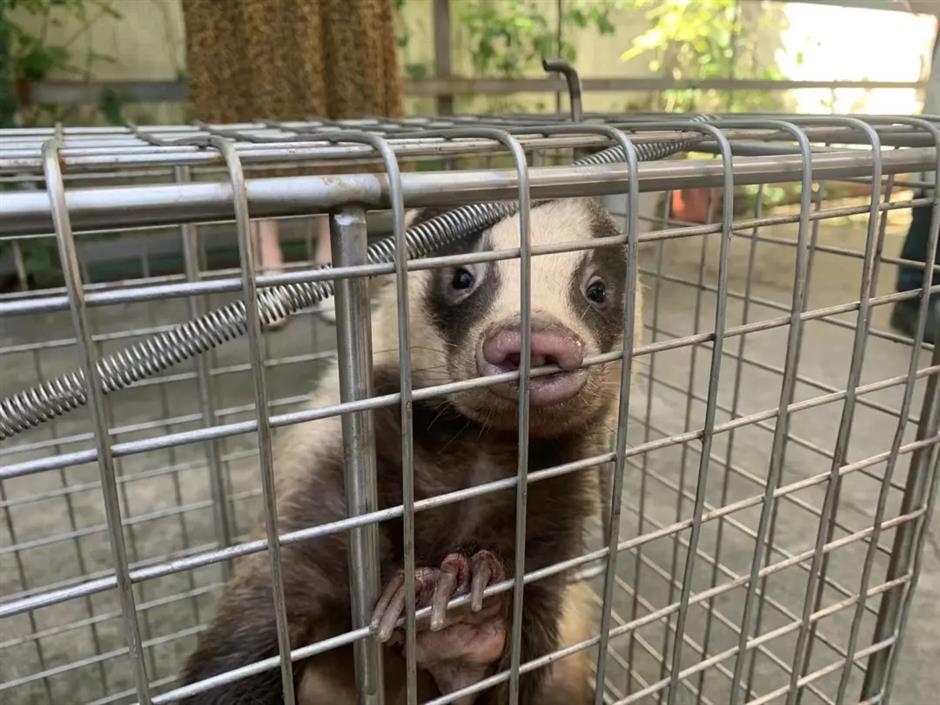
[211,137,297,705]
[784,118,883,705]
[831,118,940,703]
[331,205,385,705]
[175,164,233,561]
[724,120,814,705]
[660,122,735,705]
[39,138,152,704]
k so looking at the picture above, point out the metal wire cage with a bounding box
[1,112,939,705]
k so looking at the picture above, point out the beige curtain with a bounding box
[181,0,403,123]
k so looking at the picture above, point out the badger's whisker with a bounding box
[438,417,474,456]
[426,400,454,430]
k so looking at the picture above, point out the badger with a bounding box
[181,197,643,704]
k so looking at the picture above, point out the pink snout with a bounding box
[477,325,588,406]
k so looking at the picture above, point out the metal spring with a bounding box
[0,133,704,440]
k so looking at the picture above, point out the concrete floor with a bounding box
[0,203,937,704]
[614,205,940,704]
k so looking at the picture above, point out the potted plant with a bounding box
[672,186,718,223]
[622,0,792,224]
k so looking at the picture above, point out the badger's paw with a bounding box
[371,550,507,702]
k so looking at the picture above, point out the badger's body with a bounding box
[182,199,642,704]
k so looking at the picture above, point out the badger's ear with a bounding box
[569,195,604,210]
[579,196,615,223]
[580,198,621,239]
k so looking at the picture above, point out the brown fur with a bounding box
[181,199,642,705]
[542,582,597,704]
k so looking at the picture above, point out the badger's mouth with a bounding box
[477,326,589,407]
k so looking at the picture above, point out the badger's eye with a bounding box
[451,267,475,291]
[586,280,607,304]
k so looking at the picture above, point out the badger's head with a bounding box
[376,198,642,438]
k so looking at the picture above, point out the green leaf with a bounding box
[97,86,123,124]
[405,62,428,80]
[596,16,615,34]
[568,8,587,28]
[86,49,115,63]
[16,44,69,80]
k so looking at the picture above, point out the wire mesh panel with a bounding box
[0,114,938,705]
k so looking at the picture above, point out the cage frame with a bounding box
[1,113,939,705]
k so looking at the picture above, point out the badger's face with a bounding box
[405,198,642,438]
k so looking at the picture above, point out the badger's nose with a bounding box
[478,324,587,406]
[482,328,584,372]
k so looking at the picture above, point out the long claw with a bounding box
[430,569,458,632]
[371,572,405,632]
[469,550,503,613]
[378,582,408,642]
[470,562,491,613]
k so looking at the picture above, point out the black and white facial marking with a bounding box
[567,204,629,354]
[420,199,630,355]
[394,198,643,436]
[424,228,502,351]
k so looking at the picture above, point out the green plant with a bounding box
[0,8,14,126]
[0,0,122,126]
[0,0,122,289]
[459,0,630,113]
[457,0,627,78]
[394,0,627,84]
[622,0,791,113]
[393,0,429,80]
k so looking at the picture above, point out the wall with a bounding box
[9,0,187,124]
[6,0,939,124]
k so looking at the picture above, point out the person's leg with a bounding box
[255,219,288,329]
[313,215,335,323]
[315,214,331,265]
[891,191,940,342]
[257,219,284,272]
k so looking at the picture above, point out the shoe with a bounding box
[265,315,289,331]
[315,295,336,324]
[889,298,940,344]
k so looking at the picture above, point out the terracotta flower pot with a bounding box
[672,188,720,224]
